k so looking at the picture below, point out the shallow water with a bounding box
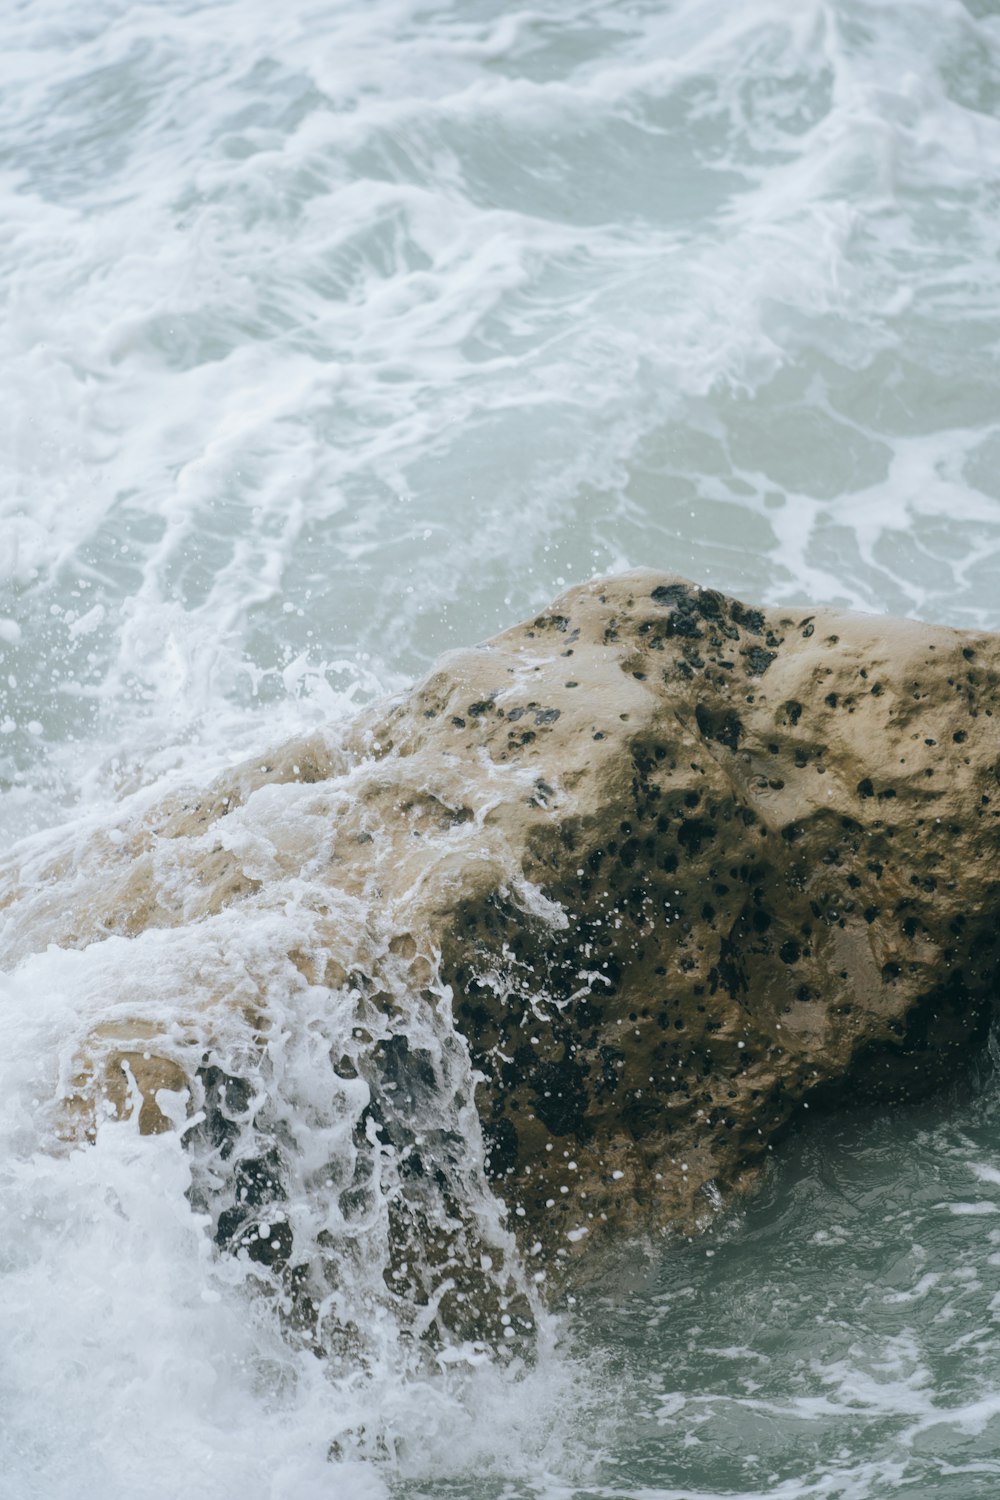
[3,0,1000,1495]
[394,1065,1000,1498]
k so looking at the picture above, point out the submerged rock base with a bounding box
[6,570,1000,1311]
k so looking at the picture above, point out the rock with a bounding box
[6,570,1000,1283]
[364,570,1000,1252]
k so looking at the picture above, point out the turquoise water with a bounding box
[3,0,1000,1495]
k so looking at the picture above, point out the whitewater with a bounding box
[4,0,1000,1495]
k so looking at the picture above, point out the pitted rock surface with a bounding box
[363,571,1000,1248]
[7,569,1000,1268]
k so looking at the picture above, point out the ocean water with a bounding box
[3,0,1000,1495]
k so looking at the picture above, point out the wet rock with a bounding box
[348,571,1000,1254]
[12,571,1000,1273]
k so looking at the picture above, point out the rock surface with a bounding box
[368,569,1000,1251]
[6,569,1000,1279]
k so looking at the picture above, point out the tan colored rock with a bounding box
[360,571,1000,1253]
[5,570,999,1285]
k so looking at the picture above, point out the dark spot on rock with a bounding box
[468,701,494,717]
[230,1217,294,1269]
[529,1057,588,1135]
[651,584,704,639]
[197,1066,252,1156]
[695,703,743,750]
[651,583,688,607]
[482,1117,520,1178]
[745,645,776,676]
[620,838,640,869]
[678,818,716,858]
[717,936,748,996]
[535,708,561,725]
[857,778,875,799]
[785,701,803,726]
[779,940,801,965]
[451,717,466,728]
[731,602,765,634]
[668,612,703,640]
[695,590,724,620]
[234,1149,286,1210]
